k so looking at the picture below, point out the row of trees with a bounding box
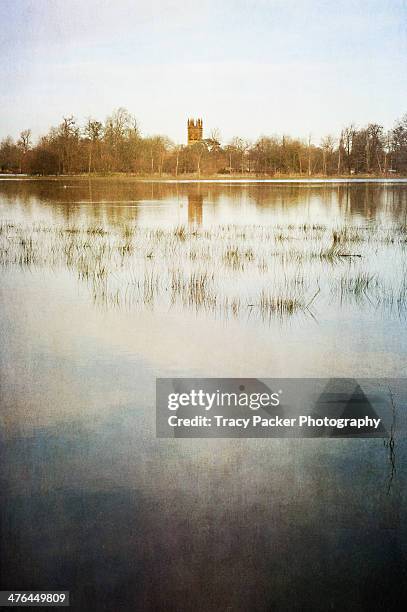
[1,108,407,176]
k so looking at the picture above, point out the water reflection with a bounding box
[188,193,203,226]
[1,178,407,227]
[0,179,406,611]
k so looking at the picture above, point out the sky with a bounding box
[1,0,406,145]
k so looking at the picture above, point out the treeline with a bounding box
[1,108,407,176]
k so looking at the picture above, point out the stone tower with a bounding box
[187,118,203,145]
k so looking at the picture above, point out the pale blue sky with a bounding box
[1,0,406,144]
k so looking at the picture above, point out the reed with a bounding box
[1,220,405,322]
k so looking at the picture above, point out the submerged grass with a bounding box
[259,291,304,319]
[0,220,406,321]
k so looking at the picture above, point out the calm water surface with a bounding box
[0,179,406,611]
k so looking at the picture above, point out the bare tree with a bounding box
[307,134,312,176]
[342,125,355,174]
[7,108,406,177]
[321,135,335,175]
[210,128,221,143]
[17,129,32,172]
[58,116,79,173]
[172,144,183,177]
[84,119,103,173]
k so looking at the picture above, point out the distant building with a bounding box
[187,118,203,145]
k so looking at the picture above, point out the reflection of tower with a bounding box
[188,194,203,226]
[187,118,203,145]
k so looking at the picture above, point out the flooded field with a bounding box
[1,179,407,610]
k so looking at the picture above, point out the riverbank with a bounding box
[1,172,407,182]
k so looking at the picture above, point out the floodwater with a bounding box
[0,178,406,611]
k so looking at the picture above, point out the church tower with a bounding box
[187,118,203,145]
